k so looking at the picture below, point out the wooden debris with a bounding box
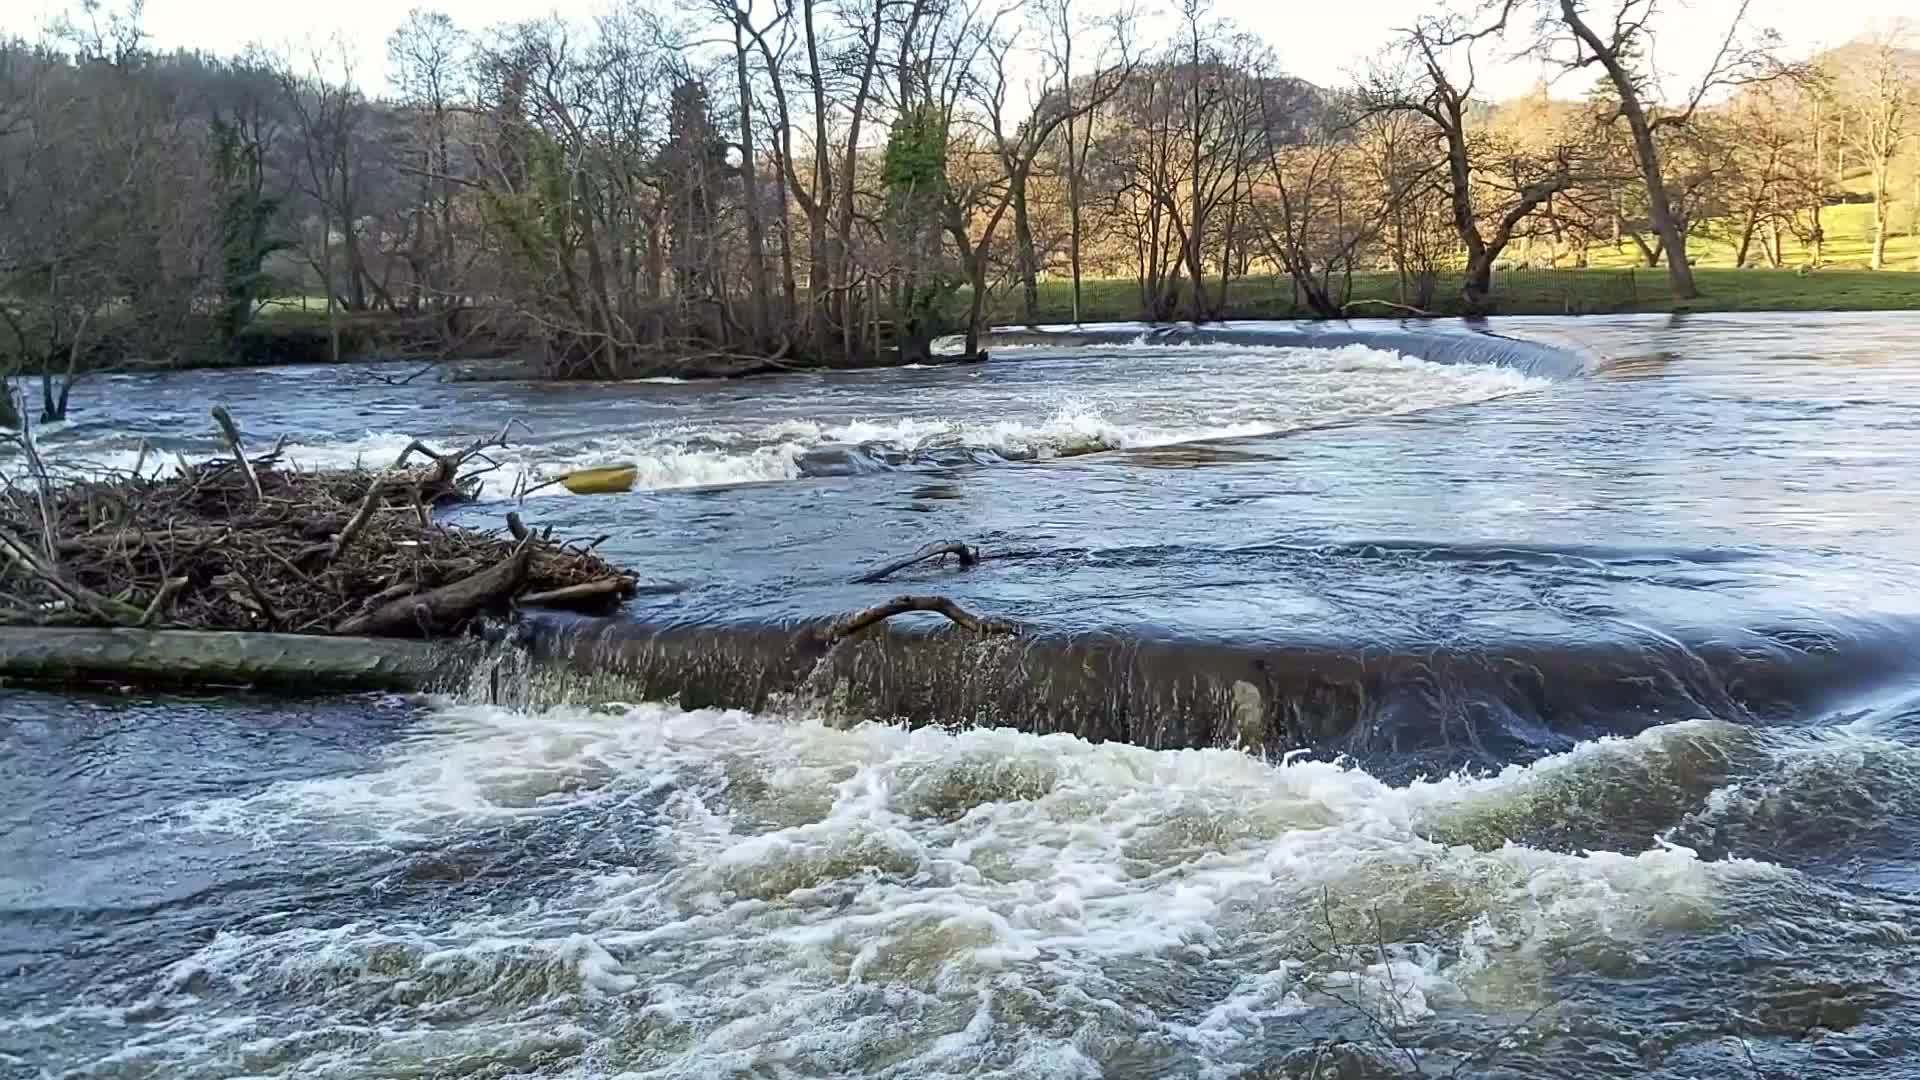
[816,594,1022,642]
[337,544,532,637]
[854,540,980,584]
[0,415,636,638]
[211,406,264,502]
[517,576,637,609]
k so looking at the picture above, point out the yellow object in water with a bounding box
[557,464,639,495]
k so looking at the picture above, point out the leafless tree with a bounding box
[1511,0,1791,299]
[1828,23,1916,270]
[1360,13,1594,310]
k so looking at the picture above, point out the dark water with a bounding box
[8,312,1920,1077]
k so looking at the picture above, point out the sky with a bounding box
[1,0,1912,101]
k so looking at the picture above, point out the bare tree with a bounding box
[1251,78,1387,317]
[1361,14,1585,311]
[1519,0,1789,299]
[945,18,1131,352]
[1828,23,1916,270]
[387,9,469,320]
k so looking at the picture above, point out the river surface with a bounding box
[7,312,1920,1077]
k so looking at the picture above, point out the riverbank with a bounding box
[251,268,1920,369]
[6,268,1914,381]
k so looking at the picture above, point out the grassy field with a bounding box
[1021,264,1920,323]
[1585,202,1920,272]
[1021,190,1920,322]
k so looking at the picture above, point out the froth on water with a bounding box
[13,697,1914,1078]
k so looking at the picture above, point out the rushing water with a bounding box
[8,312,1920,1077]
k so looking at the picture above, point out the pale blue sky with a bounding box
[1,0,1911,100]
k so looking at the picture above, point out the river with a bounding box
[6,312,1920,1077]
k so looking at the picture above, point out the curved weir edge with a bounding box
[968,321,1596,379]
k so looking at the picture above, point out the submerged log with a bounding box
[0,627,464,690]
[854,541,980,584]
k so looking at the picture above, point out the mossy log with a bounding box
[0,627,471,691]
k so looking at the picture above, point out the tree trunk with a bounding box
[1065,110,1084,324]
[1462,252,1496,313]
[1558,0,1696,300]
[733,22,772,343]
[1060,22,1088,325]
[1012,169,1039,324]
[1870,165,1889,270]
[1735,208,1759,268]
[964,256,989,356]
[801,0,837,359]
[323,217,341,364]
[1185,28,1211,322]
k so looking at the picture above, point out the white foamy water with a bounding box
[108,703,1787,1078]
[15,344,1549,499]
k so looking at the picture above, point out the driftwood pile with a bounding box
[0,410,636,637]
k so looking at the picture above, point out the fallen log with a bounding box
[517,576,636,609]
[854,540,980,584]
[336,543,532,637]
[815,594,1022,643]
[0,626,463,691]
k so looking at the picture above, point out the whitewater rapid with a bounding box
[18,343,1548,497]
[22,696,1887,1077]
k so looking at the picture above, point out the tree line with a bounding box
[1,0,1916,417]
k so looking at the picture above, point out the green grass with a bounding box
[1014,264,1920,323]
[1585,202,1920,272]
[1018,186,1920,322]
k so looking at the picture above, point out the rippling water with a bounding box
[22,339,1545,496]
[8,313,1920,1077]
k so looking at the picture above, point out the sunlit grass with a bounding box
[1021,265,1920,322]
[1583,202,1920,272]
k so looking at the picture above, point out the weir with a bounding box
[502,610,1916,774]
[972,320,1596,379]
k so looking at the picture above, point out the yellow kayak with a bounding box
[557,464,639,495]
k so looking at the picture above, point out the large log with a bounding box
[335,545,531,637]
[0,627,467,691]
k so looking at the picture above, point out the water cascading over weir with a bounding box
[435,322,1896,776]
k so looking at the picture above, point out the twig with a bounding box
[1340,298,1437,318]
[232,566,281,630]
[13,397,60,560]
[210,406,264,502]
[1726,1008,1769,1080]
[250,435,290,467]
[0,523,147,625]
[137,577,189,628]
[327,479,390,561]
[853,540,981,584]
[815,595,1021,643]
